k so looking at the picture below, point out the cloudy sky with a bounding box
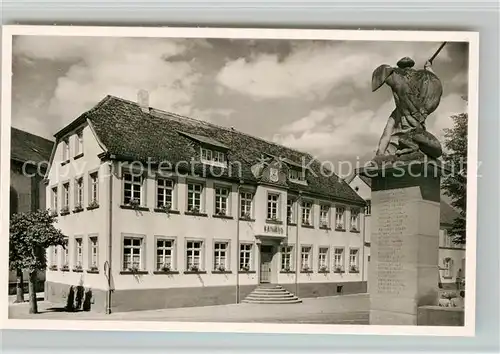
[11,35,468,173]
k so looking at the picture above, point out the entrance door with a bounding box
[260,245,274,283]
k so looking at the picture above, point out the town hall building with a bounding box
[44,93,367,313]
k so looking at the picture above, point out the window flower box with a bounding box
[334,265,344,273]
[128,198,141,209]
[88,265,99,273]
[61,265,69,271]
[60,206,70,215]
[74,264,83,272]
[160,264,171,272]
[319,265,329,272]
[301,265,312,273]
[350,265,359,273]
[335,224,346,231]
[240,265,250,272]
[87,200,99,210]
[160,203,172,213]
[73,203,84,213]
[188,207,200,214]
[49,265,58,271]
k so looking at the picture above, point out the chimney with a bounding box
[137,89,150,113]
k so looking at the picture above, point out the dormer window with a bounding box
[288,168,306,183]
[200,147,227,167]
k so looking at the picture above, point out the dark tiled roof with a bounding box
[11,127,53,165]
[440,200,461,226]
[83,95,365,205]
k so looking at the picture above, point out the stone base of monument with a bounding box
[361,160,442,326]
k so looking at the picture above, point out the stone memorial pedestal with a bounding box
[361,161,442,325]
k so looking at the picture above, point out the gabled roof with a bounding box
[80,95,365,205]
[345,173,372,187]
[11,127,54,165]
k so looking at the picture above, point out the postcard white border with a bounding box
[0,25,479,337]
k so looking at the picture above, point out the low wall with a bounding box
[417,306,464,326]
[282,281,367,298]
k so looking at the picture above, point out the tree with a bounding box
[441,112,467,244]
[10,210,66,313]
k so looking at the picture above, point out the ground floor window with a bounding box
[443,257,453,278]
[333,248,344,272]
[61,239,69,269]
[280,245,293,271]
[239,243,252,271]
[349,248,359,272]
[89,236,99,271]
[123,237,143,271]
[186,240,203,271]
[300,246,312,271]
[74,237,83,269]
[50,246,58,268]
[318,247,329,271]
[213,242,229,271]
[156,238,174,271]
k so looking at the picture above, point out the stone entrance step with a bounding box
[242,284,302,304]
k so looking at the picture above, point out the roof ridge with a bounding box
[107,94,316,164]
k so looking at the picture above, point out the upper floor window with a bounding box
[350,209,360,232]
[333,248,344,272]
[365,200,371,215]
[287,198,295,223]
[123,236,143,271]
[318,247,329,271]
[200,147,227,167]
[74,177,84,209]
[349,249,359,272]
[300,246,312,271]
[187,183,203,213]
[267,193,280,220]
[51,186,58,212]
[442,257,453,278]
[75,130,83,157]
[62,182,70,212]
[89,172,99,206]
[301,201,313,226]
[213,242,229,271]
[320,204,330,228]
[215,187,229,216]
[62,138,70,162]
[156,178,174,209]
[123,172,143,206]
[288,169,306,183]
[335,206,346,230]
[240,192,253,219]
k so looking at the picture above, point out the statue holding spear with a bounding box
[372,42,447,161]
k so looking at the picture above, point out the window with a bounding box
[51,186,58,211]
[287,198,295,223]
[89,172,99,205]
[201,147,226,166]
[300,246,312,271]
[75,177,84,209]
[156,178,174,208]
[443,229,453,248]
[349,249,359,272]
[215,187,229,215]
[301,201,313,226]
[50,246,58,267]
[333,248,344,271]
[74,238,83,269]
[156,239,174,271]
[62,182,70,211]
[267,193,279,220]
[89,236,99,270]
[187,183,203,212]
[240,192,253,218]
[123,172,143,206]
[239,243,252,271]
[186,241,203,271]
[335,207,346,230]
[320,204,330,228]
[123,237,143,271]
[213,242,229,271]
[443,257,453,278]
[288,169,305,182]
[62,138,70,161]
[280,245,293,271]
[318,247,329,271]
[365,200,371,215]
[75,130,83,156]
[61,240,69,269]
[350,209,360,231]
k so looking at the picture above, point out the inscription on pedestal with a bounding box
[374,189,409,296]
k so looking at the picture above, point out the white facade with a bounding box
[45,120,367,311]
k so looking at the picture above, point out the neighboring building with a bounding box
[346,172,465,290]
[9,127,54,293]
[44,94,367,313]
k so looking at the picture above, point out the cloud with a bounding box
[428,93,467,141]
[13,36,206,130]
[215,40,453,101]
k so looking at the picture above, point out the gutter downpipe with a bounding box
[236,180,243,304]
[105,159,114,314]
[361,205,366,284]
[295,192,302,297]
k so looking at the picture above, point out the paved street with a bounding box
[9,293,369,324]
